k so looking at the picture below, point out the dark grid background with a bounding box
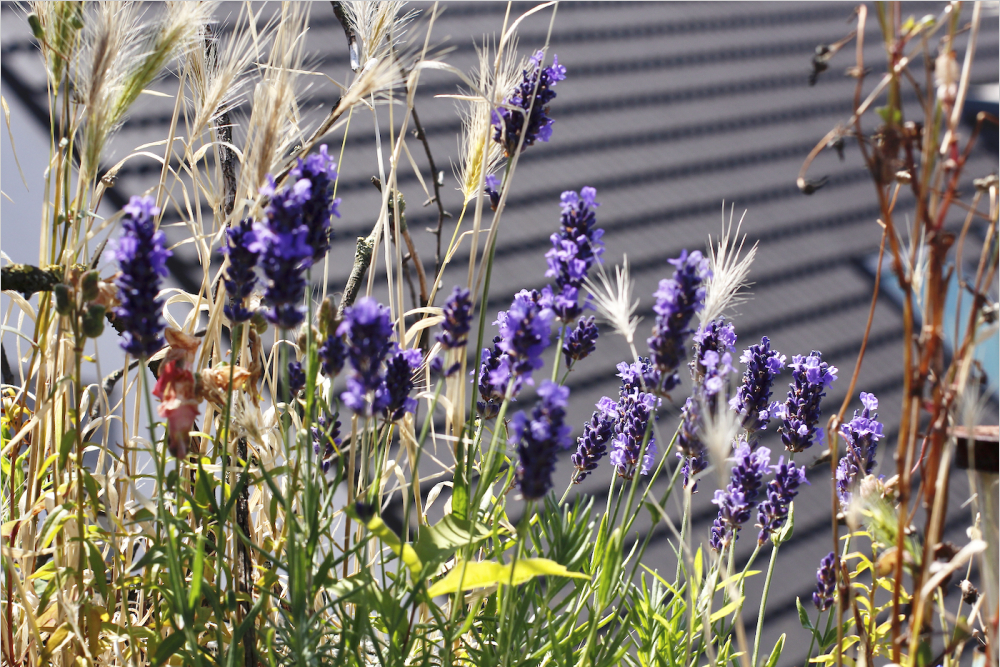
[2,3,997,665]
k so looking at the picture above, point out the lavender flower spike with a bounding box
[571,397,616,484]
[545,187,604,321]
[287,360,305,397]
[776,351,838,453]
[383,347,422,421]
[676,396,707,491]
[437,286,473,350]
[477,336,509,419]
[494,289,554,387]
[493,50,566,157]
[222,217,261,323]
[609,387,658,481]
[563,316,599,370]
[813,552,837,611]
[709,440,771,551]
[290,144,341,262]
[756,456,808,545]
[647,250,711,393]
[256,175,313,329]
[836,392,884,508]
[114,196,172,358]
[319,332,347,378]
[730,336,786,437]
[512,380,573,500]
[339,298,394,414]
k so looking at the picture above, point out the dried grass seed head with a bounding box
[455,37,523,202]
[340,1,417,69]
[583,256,640,344]
[700,203,757,325]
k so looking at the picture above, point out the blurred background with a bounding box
[2,3,997,664]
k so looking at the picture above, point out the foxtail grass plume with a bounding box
[80,2,213,180]
[339,1,416,70]
[583,256,640,344]
[455,39,521,203]
[700,204,757,326]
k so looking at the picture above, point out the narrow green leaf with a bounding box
[58,429,76,468]
[187,532,206,609]
[796,597,814,632]
[152,631,186,666]
[709,596,744,623]
[763,633,785,667]
[347,504,422,576]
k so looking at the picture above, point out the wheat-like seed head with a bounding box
[241,3,310,201]
[186,5,272,147]
[76,2,212,182]
[455,38,522,203]
[584,256,641,344]
[341,1,417,69]
[700,391,741,487]
[700,203,758,325]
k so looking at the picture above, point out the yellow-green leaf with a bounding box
[427,558,589,597]
[715,570,760,592]
[709,596,745,623]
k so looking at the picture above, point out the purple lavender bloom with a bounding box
[256,176,313,329]
[312,411,342,476]
[609,388,658,480]
[319,332,347,378]
[691,319,737,390]
[709,441,771,551]
[494,290,554,387]
[563,316,599,370]
[679,451,708,493]
[484,174,501,211]
[835,392,883,509]
[512,380,573,500]
[647,250,711,392]
[545,187,604,321]
[222,217,261,323]
[813,552,837,611]
[756,456,808,545]
[383,347,422,421]
[114,196,172,358]
[339,298,394,414]
[571,397,616,484]
[730,337,786,437]
[776,352,838,452]
[492,51,566,157]
[429,355,444,378]
[616,357,663,398]
[289,145,341,262]
[477,336,510,420]
[287,360,305,397]
[676,396,707,491]
[437,286,472,350]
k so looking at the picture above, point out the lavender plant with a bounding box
[2,4,994,667]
